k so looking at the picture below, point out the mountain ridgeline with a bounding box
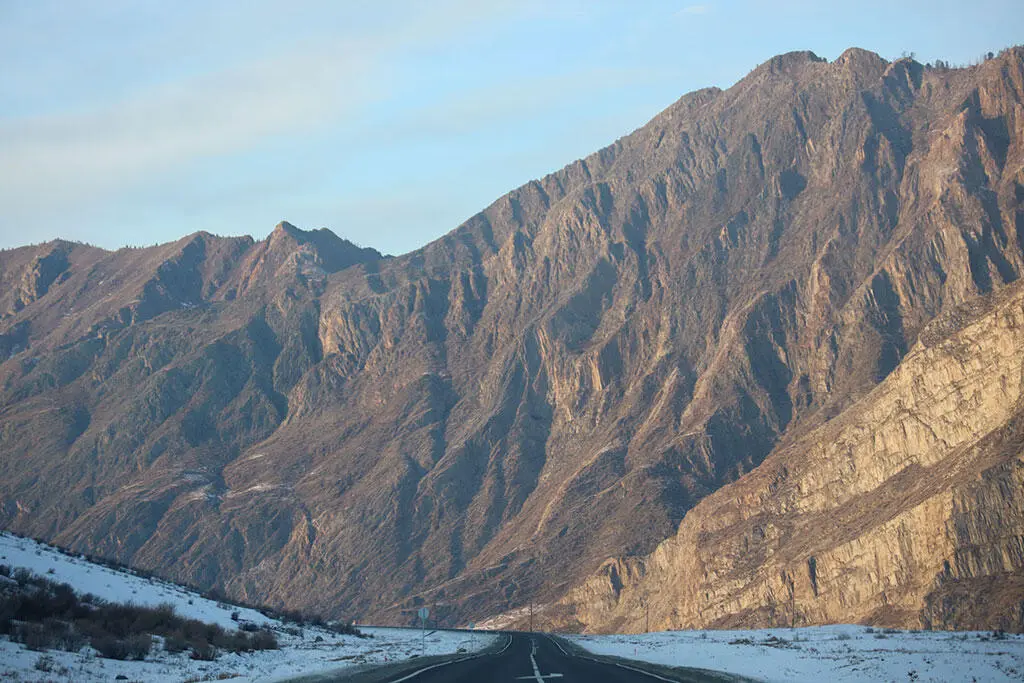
[2,47,1023,632]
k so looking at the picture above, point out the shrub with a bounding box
[331,620,363,637]
[217,630,252,653]
[190,642,218,661]
[34,654,55,672]
[164,633,190,654]
[251,629,279,650]
[91,633,151,660]
[13,622,55,651]
[43,617,86,652]
[130,602,177,633]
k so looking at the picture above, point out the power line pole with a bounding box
[529,600,534,633]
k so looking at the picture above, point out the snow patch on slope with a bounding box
[0,532,497,681]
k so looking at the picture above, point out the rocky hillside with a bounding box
[1,46,1022,630]
[550,280,1024,633]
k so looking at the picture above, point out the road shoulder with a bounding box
[281,633,509,683]
[547,634,763,683]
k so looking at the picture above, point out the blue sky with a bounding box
[2,1,1021,256]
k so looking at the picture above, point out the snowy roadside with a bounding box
[0,627,497,682]
[567,625,1024,682]
[0,532,497,682]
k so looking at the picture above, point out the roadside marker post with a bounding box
[417,606,430,656]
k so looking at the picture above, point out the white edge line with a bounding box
[547,635,570,656]
[496,634,514,655]
[389,634,513,682]
[545,635,677,683]
[605,659,678,683]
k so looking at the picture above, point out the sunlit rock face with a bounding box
[555,281,1024,633]
[1,47,1023,631]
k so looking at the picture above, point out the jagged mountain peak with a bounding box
[758,48,828,75]
[268,221,383,268]
[272,220,303,238]
[835,46,888,68]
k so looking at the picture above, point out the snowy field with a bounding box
[0,532,497,682]
[568,625,1024,682]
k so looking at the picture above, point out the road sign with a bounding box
[417,606,430,656]
[468,622,475,630]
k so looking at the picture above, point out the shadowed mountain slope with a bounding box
[1,47,1023,629]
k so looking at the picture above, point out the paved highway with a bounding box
[329,631,748,683]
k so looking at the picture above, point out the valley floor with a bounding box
[568,625,1024,682]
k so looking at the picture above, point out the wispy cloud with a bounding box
[2,49,378,200]
[677,4,712,15]
[0,0,524,224]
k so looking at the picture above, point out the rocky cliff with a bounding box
[549,281,1024,633]
[1,46,1023,630]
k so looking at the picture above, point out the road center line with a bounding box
[515,637,564,681]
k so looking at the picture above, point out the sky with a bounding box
[1,1,1021,257]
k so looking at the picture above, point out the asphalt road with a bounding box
[327,632,749,683]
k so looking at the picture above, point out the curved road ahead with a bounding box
[332,632,748,683]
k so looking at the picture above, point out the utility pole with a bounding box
[787,574,796,629]
[529,601,534,633]
[639,594,649,634]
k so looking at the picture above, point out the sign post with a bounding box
[417,606,430,656]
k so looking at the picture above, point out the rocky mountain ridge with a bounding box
[547,279,1024,632]
[1,46,1023,631]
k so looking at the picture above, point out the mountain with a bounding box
[1,46,1023,631]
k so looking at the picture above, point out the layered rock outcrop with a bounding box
[551,282,1024,632]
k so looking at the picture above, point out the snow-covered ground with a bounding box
[568,625,1024,682]
[0,532,497,682]
[7,531,1020,682]
[0,627,495,682]
[0,532,272,630]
